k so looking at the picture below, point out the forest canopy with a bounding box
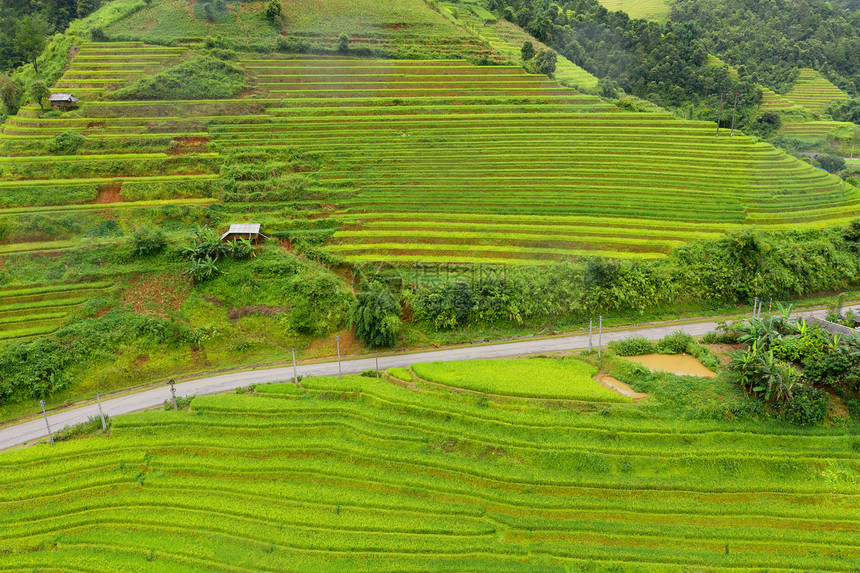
[671,0,860,95]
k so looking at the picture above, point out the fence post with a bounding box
[39,400,54,446]
[96,392,106,430]
[168,379,177,411]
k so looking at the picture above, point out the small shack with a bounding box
[220,223,263,244]
[48,94,78,111]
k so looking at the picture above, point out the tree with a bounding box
[14,15,50,73]
[265,0,283,23]
[349,282,402,348]
[0,74,22,114]
[533,49,557,76]
[521,41,535,61]
[28,80,51,111]
[76,0,101,18]
[596,77,620,98]
[338,34,349,53]
[816,154,846,174]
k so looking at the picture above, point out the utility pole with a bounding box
[335,335,342,379]
[96,392,106,431]
[598,316,603,358]
[730,92,738,138]
[376,356,380,379]
[292,348,298,385]
[716,93,724,137]
[39,400,54,446]
[168,379,177,411]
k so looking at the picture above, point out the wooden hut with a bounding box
[220,223,263,243]
[48,94,78,110]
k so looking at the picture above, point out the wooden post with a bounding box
[292,348,298,385]
[168,379,177,411]
[96,392,106,430]
[40,400,54,446]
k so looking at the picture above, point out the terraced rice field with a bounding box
[0,44,220,208]
[0,281,111,340]
[758,85,806,112]
[104,0,492,59]
[452,12,600,90]
[596,0,670,21]
[2,45,857,265]
[781,121,857,138]
[784,68,848,114]
[3,372,860,570]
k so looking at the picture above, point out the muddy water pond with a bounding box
[625,353,716,378]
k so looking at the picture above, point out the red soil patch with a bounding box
[90,183,123,204]
[279,238,293,252]
[86,121,107,129]
[306,329,361,359]
[121,273,190,318]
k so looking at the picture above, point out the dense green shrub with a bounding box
[131,227,167,256]
[0,310,196,406]
[349,282,402,348]
[110,56,247,100]
[286,271,352,336]
[338,34,349,53]
[608,337,654,356]
[277,36,310,53]
[776,385,829,426]
[48,130,86,155]
[817,154,846,174]
[410,224,860,330]
[413,281,474,330]
[655,331,695,354]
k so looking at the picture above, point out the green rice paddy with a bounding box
[783,68,848,114]
[2,369,860,570]
[1,44,856,266]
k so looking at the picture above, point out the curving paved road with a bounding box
[0,307,842,451]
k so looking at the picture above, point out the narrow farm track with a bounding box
[0,307,842,451]
[3,316,860,570]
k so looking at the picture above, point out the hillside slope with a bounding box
[1,42,857,266]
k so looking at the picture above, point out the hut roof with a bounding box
[48,94,78,102]
[220,223,261,240]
